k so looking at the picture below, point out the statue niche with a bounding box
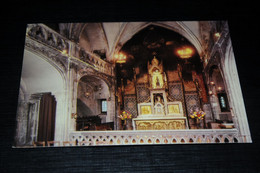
[154,94,165,115]
[148,56,167,89]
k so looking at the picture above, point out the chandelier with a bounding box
[176,47,194,59]
[114,52,127,64]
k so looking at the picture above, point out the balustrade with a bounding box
[26,24,114,76]
[69,129,240,146]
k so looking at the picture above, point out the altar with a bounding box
[132,56,188,130]
[133,98,188,130]
[133,117,187,130]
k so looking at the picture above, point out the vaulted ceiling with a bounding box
[51,21,212,62]
[46,21,213,82]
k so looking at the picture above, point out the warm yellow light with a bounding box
[214,32,221,38]
[177,47,193,59]
[114,52,126,63]
[85,92,90,98]
[61,49,68,55]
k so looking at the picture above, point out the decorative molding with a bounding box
[25,37,68,73]
[69,129,242,146]
[135,119,186,130]
[26,24,114,77]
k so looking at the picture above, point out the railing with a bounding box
[26,24,114,76]
[69,129,240,146]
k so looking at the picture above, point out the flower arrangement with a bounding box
[190,110,206,120]
[118,110,132,120]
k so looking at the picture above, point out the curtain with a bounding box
[37,93,56,143]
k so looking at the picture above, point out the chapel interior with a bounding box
[14,21,251,146]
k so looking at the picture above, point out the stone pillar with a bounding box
[222,40,252,142]
[107,90,116,123]
[53,91,68,142]
[15,93,30,146]
[203,103,213,127]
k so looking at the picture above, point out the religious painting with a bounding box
[14,20,251,148]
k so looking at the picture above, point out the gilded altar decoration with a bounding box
[140,105,152,115]
[168,104,180,114]
[135,119,186,130]
[154,94,165,115]
[152,69,164,89]
[135,55,188,129]
[148,56,167,89]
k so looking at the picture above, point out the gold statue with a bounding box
[152,69,164,89]
[148,56,167,89]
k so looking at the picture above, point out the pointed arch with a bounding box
[109,21,203,60]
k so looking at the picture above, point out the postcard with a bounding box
[14,21,251,147]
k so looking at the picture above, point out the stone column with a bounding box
[222,40,252,142]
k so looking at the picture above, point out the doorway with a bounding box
[37,93,57,144]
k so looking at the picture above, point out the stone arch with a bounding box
[78,68,114,90]
[76,73,115,129]
[112,21,203,59]
[15,49,68,146]
[204,50,223,84]
[209,64,226,91]
[214,137,221,143]
[208,63,231,121]
[204,47,235,122]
